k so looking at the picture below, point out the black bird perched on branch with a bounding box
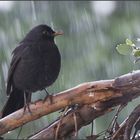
[1,24,63,118]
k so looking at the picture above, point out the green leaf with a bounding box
[125,38,135,46]
[116,44,133,55]
[132,49,140,57]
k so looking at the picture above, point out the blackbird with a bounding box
[1,24,63,118]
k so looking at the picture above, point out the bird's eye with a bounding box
[42,31,50,36]
[42,31,47,34]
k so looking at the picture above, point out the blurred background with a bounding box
[0,1,140,139]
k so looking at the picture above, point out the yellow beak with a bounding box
[53,31,64,36]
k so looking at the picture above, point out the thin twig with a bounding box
[73,112,78,137]
[55,106,69,140]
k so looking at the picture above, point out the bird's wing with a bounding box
[6,44,28,96]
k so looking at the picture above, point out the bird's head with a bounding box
[22,24,63,42]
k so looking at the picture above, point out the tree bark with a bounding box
[0,70,140,139]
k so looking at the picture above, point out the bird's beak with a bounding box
[53,31,64,36]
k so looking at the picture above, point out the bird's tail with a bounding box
[1,88,30,118]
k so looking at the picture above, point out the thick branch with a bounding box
[124,104,140,140]
[0,70,140,136]
[28,92,137,139]
[29,104,112,139]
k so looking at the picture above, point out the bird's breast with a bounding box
[13,44,61,92]
[39,46,61,87]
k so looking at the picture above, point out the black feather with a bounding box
[2,24,61,118]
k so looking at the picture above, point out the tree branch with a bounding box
[0,70,140,138]
[28,104,112,139]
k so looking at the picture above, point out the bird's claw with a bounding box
[23,103,32,115]
[43,95,53,104]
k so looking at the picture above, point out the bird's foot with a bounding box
[23,92,32,115]
[43,95,53,104]
[23,103,32,115]
[43,89,53,104]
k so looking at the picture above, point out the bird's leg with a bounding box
[43,88,53,104]
[23,92,32,115]
[44,88,50,96]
